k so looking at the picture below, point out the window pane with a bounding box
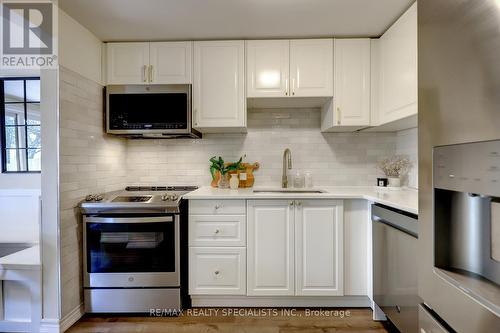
[5,126,26,148]
[5,148,27,172]
[5,114,15,125]
[27,125,40,148]
[26,80,40,102]
[26,103,40,125]
[27,149,41,171]
[3,80,24,103]
[4,103,25,125]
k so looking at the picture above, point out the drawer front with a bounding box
[189,215,246,246]
[189,200,246,215]
[189,247,246,295]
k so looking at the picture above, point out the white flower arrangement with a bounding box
[377,155,412,177]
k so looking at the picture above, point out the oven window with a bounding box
[86,221,175,273]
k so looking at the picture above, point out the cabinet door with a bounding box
[247,200,295,296]
[106,43,149,84]
[334,39,371,126]
[193,41,246,130]
[378,3,417,124]
[289,39,333,97]
[246,40,289,98]
[149,42,192,84]
[295,200,343,296]
[189,247,246,295]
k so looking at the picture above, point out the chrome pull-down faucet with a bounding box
[282,148,292,188]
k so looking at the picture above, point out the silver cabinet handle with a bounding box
[337,107,341,125]
[285,78,288,96]
[149,65,154,82]
[292,78,296,95]
[142,65,148,82]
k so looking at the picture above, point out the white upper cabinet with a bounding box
[246,38,333,99]
[289,39,333,97]
[333,39,371,127]
[193,41,246,132]
[149,42,192,84]
[376,2,417,126]
[106,42,192,84]
[295,200,343,296]
[106,43,150,84]
[247,200,295,296]
[246,40,290,98]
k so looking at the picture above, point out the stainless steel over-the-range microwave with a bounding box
[106,84,200,138]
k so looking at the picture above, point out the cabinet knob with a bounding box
[215,204,222,210]
[296,201,302,206]
[289,201,294,206]
[214,229,220,234]
[214,270,220,276]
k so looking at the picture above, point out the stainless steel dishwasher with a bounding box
[372,203,420,333]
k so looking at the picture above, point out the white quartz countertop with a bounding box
[0,244,41,270]
[184,186,418,215]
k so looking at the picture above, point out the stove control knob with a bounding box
[170,193,179,201]
[161,194,169,201]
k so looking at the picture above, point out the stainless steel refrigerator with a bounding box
[419,0,500,332]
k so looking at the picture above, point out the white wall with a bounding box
[396,127,418,188]
[59,9,104,85]
[127,109,397,187]
[0,190,40,243]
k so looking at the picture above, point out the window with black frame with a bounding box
[0,78,41,173]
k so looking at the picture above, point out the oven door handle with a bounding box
[85,216,174,224]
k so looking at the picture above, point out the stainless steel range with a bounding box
[80,186,197,313]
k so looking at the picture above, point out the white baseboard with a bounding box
[39,304,84,333]
[60,304,85,332]
[191,295,371,307]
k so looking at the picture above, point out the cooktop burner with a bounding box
[111,196,152,203]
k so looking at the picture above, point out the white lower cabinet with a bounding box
[189,247,246,295]
[247,200,295,296]
[295,200,344,296]
[189,199,349,300]
[247,199,344,297]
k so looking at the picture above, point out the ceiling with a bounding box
[59,0,415,42]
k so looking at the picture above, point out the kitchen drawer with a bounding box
[189,200,246,215]
[189,215,246,247]
[189,247,246,295]
[418,304,450,333]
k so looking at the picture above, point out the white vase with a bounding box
[388,177,401,187]
[229,174,239,189]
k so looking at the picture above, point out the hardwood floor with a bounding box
[67,308,389,333]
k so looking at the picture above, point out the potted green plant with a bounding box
[209,156,244,189]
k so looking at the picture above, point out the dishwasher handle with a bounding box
[372,204,418,238]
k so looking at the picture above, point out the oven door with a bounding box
[83,215,180,288]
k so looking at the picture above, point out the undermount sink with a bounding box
[253,189,327,194]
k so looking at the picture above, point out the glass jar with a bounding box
[217,173,230,189]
